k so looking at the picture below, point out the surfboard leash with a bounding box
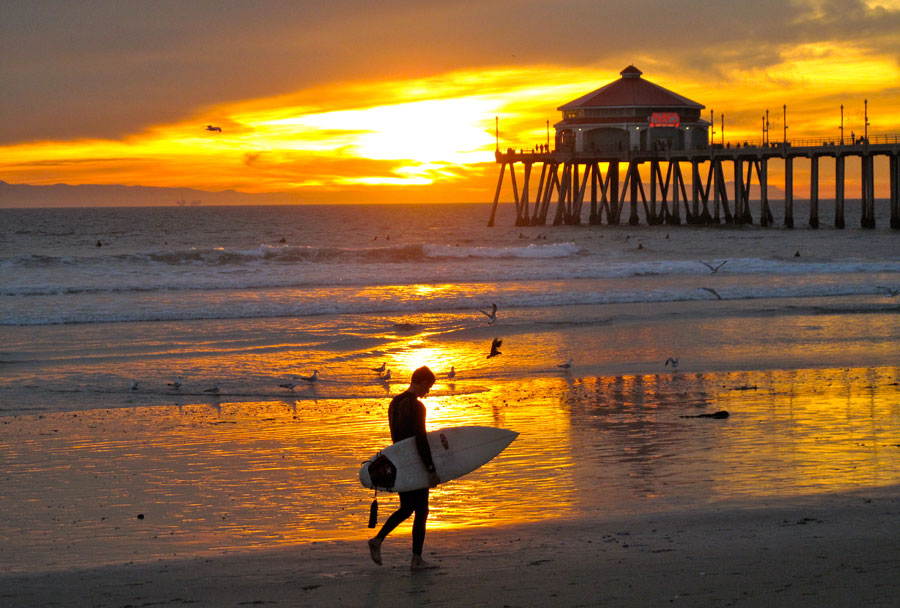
[368,489,378,528]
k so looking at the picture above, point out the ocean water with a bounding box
[2,202,900,571]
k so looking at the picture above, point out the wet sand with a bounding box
[3,486,899,607]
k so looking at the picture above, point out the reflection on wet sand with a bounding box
[2,364,899,572]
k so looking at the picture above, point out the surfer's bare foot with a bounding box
[410,554,439,570]
[368,538,382,565]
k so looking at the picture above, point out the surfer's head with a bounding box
[410,366,436,396]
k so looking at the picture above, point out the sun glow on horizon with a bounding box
[1,50,898,202]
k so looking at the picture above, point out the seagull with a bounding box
[700,287,722,300]
[130,379,139,391]
[371,362,386,373]
[203,384,220,394]
[205,125,222,132]
[447,366,456,379]
[279,377,299,390]
[381,369,391,381]
[558,358,573,371]
[167,377,183,390]
[300,370,318,383]
[478,303,498,324]
[700,260,727,274]
[487,338,503,358]
[665,357,679,370]
[878,286,899,297]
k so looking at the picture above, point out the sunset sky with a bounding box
[2,0,899,204]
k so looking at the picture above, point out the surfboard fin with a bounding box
[368,492,378,528]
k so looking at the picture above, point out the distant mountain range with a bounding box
[0,180,301,207]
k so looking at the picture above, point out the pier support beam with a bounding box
[862,153,876,228]
[809,156,820,229]
[784,156,794,229]
[891,153,900,229]
[835,156,845,229]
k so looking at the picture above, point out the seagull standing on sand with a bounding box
[203,383,220,394]
[167,376,183,390]
[700,287,722,300]
[381,369,391,381]
[700,260,728,274]
[665,357,679,370]
[487,338,503,358]
[300,370,318,384]
[479,303,498,324]
[558,358,573,372]
[447,366,456,379]
[130,379,139,391]
[279,377,299,390]
[371,362,386,373]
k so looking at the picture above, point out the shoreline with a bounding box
[3,485,898,607]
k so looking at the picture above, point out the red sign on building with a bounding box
[649,112,680,127]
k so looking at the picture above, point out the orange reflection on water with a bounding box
[2,365,899,573]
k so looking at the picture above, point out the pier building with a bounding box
[488,66,900,230]
[555,65,709,154]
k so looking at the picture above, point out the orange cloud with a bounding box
[1,52,898,203]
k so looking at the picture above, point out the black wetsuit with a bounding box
[374,390,435,555]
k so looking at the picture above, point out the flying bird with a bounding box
[700,260,727,274]
[300,370,318,383]
[700,287,722,300]
[479,303,498,324]
[371,362,386,373]
[558,358,573,371]
[878,286,899,297]
[446,366,456,380]
[665,357,679,370]
[205,125,222,132]
[487,338,503,358]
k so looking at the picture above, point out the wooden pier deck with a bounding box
[488,138,900,230]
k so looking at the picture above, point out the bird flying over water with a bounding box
[300,370,318,383]
[700,260,727,273]
[488,338,503,358]
[700,287,722,300]
[558,358,573,371]
[205,125,222,132]
[665,357,679,370]
[479,303,498,324]
[371,362,386,373]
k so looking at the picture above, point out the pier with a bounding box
[487,65,900,230]
[487,138,900,229]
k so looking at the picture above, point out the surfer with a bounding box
[368,366,440,570]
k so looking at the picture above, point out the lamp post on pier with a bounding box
[783,104,787,144]
[864,99,869,142]
[840,104,844,145]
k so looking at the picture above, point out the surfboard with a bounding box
[359,425,518,492]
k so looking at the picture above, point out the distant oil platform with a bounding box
[488,66,900,229]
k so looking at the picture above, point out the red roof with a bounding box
[559,65,704,110]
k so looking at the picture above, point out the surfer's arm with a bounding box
[412,402,437,475]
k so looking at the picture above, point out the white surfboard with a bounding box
[359,425,518,492]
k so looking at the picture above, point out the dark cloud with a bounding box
[2,0,898,144]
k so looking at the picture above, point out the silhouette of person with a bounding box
[368,366,440,570]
